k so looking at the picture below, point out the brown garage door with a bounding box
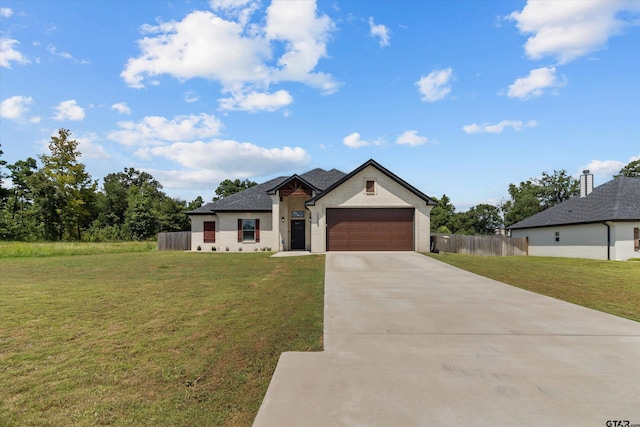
[326,208,414,251]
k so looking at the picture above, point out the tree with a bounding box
[98,168,161,227]
[187,196,204,211]
[502,180,542,227]
[0,149,40,240]
[36,129,98,240]
[0,158,40,240]
[156,196,190,232]
[502,170,579,227]
[125,183,158,240]
[98,172,130,227]
[538,170,579,209]
[213,178,257,200]
[615,159,640,178]
[430,194,461,233]
[0,144,7,203]
[88,167,194,241]
[461,204,503,235]
[88,168,166,240]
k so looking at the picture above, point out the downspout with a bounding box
[602,221,610,261]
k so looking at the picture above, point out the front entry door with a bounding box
[291,220,305,250]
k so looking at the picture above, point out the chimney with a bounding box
[580,170,594,197]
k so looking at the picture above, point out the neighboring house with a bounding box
[509,173,640,261]
[188,159,437,253]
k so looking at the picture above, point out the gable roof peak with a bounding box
[305,158,437,206]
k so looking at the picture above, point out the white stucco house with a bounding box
[188,159,437,253]
[509,174,640,261]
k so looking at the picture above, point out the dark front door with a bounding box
[291,220,305,250]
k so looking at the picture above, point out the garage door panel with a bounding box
[327,208,414,251]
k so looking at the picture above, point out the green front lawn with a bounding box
[0,241,156,258]
[0,251,325,426]
[428,253,640,322]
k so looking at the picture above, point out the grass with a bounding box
[0,251,325,426]
[428,253,640,322]
[0,241,156,258]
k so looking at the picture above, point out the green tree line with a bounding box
[1,129,637,241]
[0,129,204,242]
[431,160,638,235]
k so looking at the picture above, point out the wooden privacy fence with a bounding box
[157,231,191,251]
[430,233,528,256]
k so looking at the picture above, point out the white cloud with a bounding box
[416,68,453,102]
[264,0,337,93]
[369,17,390,47]
[0,95,33,120]
[219,89,293,112]
[143,168,229,191]
[122,11,269,88]
[45,45,89,64]
[40,130,110,161]
[343,132,370,149]
[53,100,85,121]
[396,130,431,146]
[577,157,640,179]
[149,139,310,177]
[463,120,538,134]
[509,0,640,64]
[121,1,337,111]
[210,0,256,10]
[1,8,13,18]
[507,66,566,99]
[108,113,223,147]
[184,91,199,103]
[111,102,131,115]
[0,38,30,68]
[209,0,260,27]
[75,133,111,160]
[47,45,72,59]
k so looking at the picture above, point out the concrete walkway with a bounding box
[253,252,640,426]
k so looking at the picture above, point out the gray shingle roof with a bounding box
[509,176,640,229]
[187,168,346,214]
[266,168,347,195]
[300,168,346,190]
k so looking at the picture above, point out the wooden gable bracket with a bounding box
[279,178,313,198]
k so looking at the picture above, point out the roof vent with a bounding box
[580,170,594,197]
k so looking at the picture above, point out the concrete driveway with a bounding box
[254,252,640,426]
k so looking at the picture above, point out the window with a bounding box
[555,231,560,242]
[204,221,215,243]
[366,180,375,195]
[237,219,260,242]
[291,210,305,218]
[635,228,639,252]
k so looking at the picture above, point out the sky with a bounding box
[1,0,639,210]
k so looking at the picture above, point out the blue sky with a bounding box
[1,0,639,209]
